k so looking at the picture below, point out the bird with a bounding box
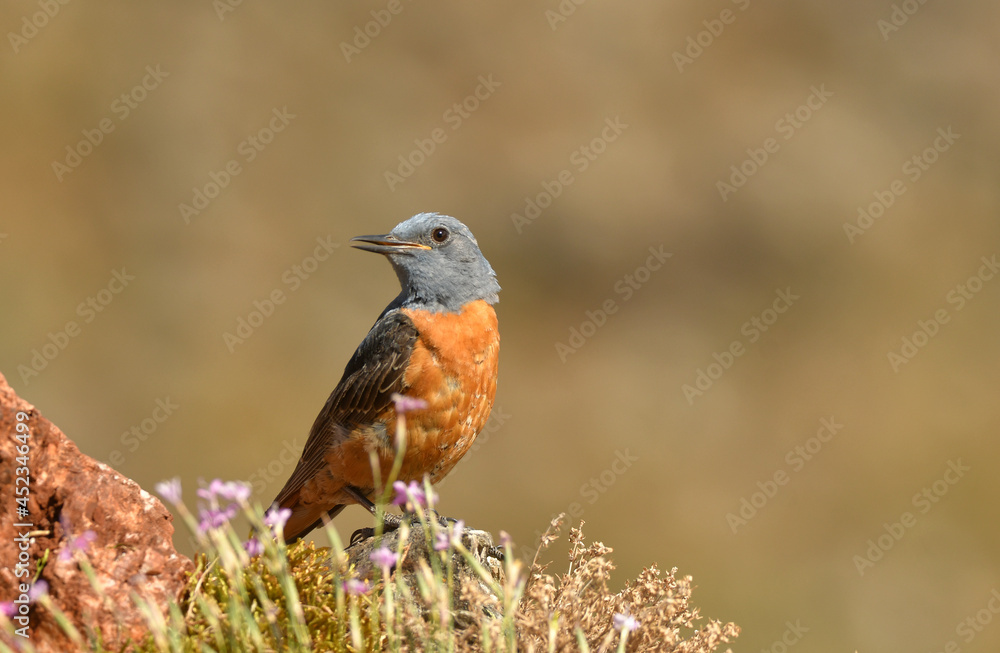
[271,212,501,542]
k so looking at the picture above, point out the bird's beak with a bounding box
[350,234,432,255]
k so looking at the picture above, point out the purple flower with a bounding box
[433,531,449,551]
[59,530,97,562]
[27,581,48,602]
[198,479,251,504]
[369,546,399,569]
[217,481,252,504]
[391,393,428,414]
[391,480,419,507]
[264,506,292,531]
[155,478,183,505]
[343,578,371,595]
[197,479,224,501]
[58,515,96,562]
[192,479,254,532]
[613,612,640,633]
[244,538,264,557]
[197,504,238,532]
[499,530,512,546]
[1,581,48,618]
[435,520,465,551]
[391,480,436,512]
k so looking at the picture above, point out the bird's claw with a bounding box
[348,512,404,547]
[349,527,374,546]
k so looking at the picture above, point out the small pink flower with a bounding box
[613,612,640,633]
[197,479,225,501]
[28,581,48,602]
[343,578,371,595]
[391,480,437,512]
[244,538,264,557]
[217,481,252,504]
[197,504,238,532]
[155,478,183,505]
[391,393,428,414]
[264,506,292,531]
[391,480,421,507]
[433,531,448,551]
[198,479,251,504]
[58,516,97,562]
[499,530,512,546]
[58,530,97,562]
[370,546,399,569]
[1,581,48,617]
[434,520,465,551]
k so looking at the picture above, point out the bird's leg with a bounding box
[345,485,401,536]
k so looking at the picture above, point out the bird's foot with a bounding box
[349,528,372,546]
[349,512,403,546]
[381,511,403,531]
[485,545,505,562]
[423,509,458,528]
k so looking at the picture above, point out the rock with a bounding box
[0,371,193,651]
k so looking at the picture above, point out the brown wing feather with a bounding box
[271,310,419,509]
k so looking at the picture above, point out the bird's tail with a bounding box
[278,493,346,543]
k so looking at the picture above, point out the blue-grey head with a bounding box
[351,213,500,313]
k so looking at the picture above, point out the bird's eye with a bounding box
[431,227,450,243]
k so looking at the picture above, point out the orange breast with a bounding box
[392,300,499,483]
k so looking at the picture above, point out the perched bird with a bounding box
[271,213,500,542]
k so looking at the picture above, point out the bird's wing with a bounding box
[271,310,419,508]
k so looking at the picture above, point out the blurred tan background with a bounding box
[3,1,999,650]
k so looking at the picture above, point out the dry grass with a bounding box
[494,516,739,652]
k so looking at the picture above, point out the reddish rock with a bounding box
[0,372,193,651]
